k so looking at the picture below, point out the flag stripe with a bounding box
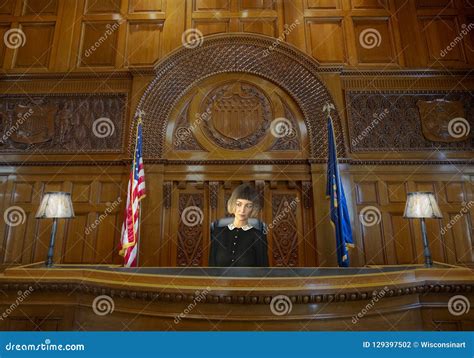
[119,117,146,267]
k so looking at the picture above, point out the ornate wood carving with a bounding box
[416,99,468,142]
[272,194,299,267]
[177,193,204,266]
[346,91,473,152]
[269,101,300,151]
[302,182,312,209]
[173,101,205,151]
[0,94,126,153]
[200,81,271,149]
[163,182,172,209]
[209,181,219,210]
[134,33,345,159]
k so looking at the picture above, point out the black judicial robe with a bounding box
[209,224,269,267]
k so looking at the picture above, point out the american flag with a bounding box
[119,114,146,267]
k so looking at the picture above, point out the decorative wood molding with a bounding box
[1,281,472,304]
[0,93,127,153]
[134,33,346,159]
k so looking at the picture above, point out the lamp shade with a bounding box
[403,192,442,219]
[36,192,75,219]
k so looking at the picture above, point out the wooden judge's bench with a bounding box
[0,263,473,331]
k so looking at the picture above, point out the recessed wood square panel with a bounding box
[99,182,122,204]
[414,182,437,193]
[361,223,385,264]
[95,213,119,263]
[12,182,34,203]
[355,182,379,204]
[84,0,121,14]
[126,22,162,66]
[239,19,276,37]
[425,219,446,263]
[447,212,473,264]
[14,23,55,68]
[306,19,346,63]
[193,20,229,35]
[419,17,465,62]
[71,182,91,203]
[0,0,14,14]
[0,25,8,67]
[32,218,53,262]
[306,0,339,9]
[79,22,120,67]
[239,0,274,10]
[390,213,415,264]
[386,182,407,203]
[351,0,388,9]
[194,0,231,11]
[467,17,474,56]
[42,182,62,192]
[415,0,454,8]
[4,213,31,263]
[444,182,465,203]
[353,19,396,63]
[129,0,163,13]
[22,0,58,15]
[62,214,88,263]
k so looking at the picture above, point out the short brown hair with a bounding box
[227,184,260,218]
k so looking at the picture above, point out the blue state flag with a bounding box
[326,115,354,267]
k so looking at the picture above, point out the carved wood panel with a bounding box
[0,94,127,153]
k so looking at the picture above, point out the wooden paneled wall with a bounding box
[0,0,473,71]
[0,0,472,269]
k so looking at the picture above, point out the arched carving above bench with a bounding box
[134,33,346,160]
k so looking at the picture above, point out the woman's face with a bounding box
[234,199,254,221]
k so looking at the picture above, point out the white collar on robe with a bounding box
[227,223,253,231]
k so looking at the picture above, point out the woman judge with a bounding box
[209,184,269,267]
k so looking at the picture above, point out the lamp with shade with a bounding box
[403,192,443,268]
[36,192,75,267]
